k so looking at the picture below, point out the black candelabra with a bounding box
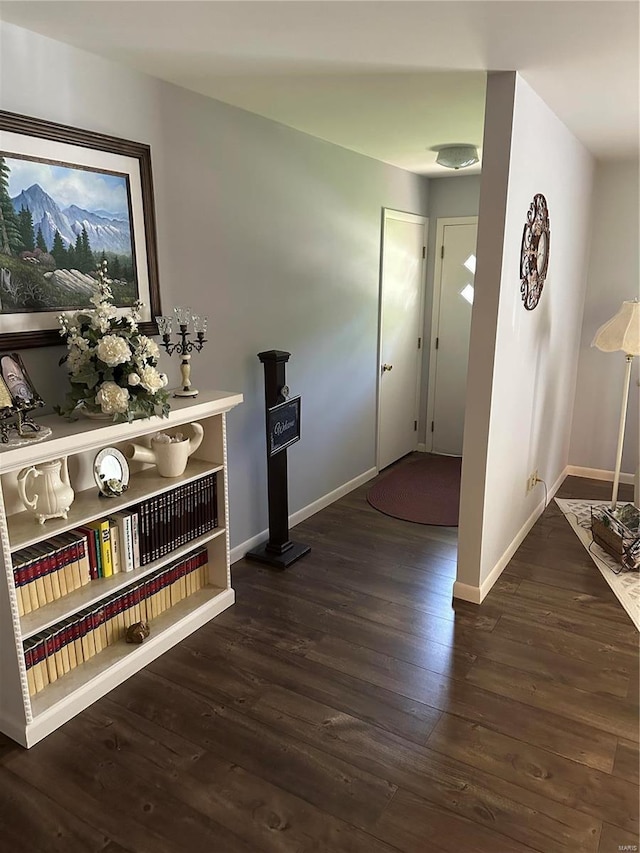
[156,307,207,397]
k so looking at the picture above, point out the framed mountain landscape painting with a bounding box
[0,111,161,348]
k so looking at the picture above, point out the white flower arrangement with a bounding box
[56,261,170,423]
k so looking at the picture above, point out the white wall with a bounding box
[456,72,594,598]
[0,22,429,550]
[419,175,481,440]
[570,159,639,478]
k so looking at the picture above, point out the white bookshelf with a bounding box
[0,390,242,747]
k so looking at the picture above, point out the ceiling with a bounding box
[0,1,637,176]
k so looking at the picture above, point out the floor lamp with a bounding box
[592,299,640,510]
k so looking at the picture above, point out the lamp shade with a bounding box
[435,145,479,170]
[592,300,640,356]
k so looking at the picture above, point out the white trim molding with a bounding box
[565,465,634,485]
[231,467,378,564]
[454,466,568,603]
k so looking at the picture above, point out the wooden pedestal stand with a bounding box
[246,350,310,569]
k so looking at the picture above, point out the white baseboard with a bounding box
[454,466,568,604]
[230,467,378,565]
[565,465,634,485]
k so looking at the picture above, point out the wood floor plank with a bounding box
[598,822,640,853]
[511,578,637,627]
[165,631,443,745]
[426,713,638,835]
[249,685,601,853]
[467,632,630,698]
[71,693,399,853]
[613,738,640,785]
[239,569,498,634]
[372,787,540,853]
[443,677,619,773]
[491,612,638,673]
[2,729,248,853]
[465,657,638,742]
[0,768,114,853]
[224,593,478,679]
[110,669,398,829]
[185,750,405,853]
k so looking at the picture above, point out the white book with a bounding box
[108,512,134,572]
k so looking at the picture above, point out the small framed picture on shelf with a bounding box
[0,351,43,410]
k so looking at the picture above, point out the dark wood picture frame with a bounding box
[0,110,161,349]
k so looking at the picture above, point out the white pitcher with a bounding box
[17,457,75,524]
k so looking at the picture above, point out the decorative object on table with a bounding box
[56,260,170,423]
[590,503,640,571]
[592,298,640,510]
[17,456,74,524]
[157,308,207,397]
[519,193,550,310]
[246,350,310,569]
[93,447,130,497]
[125,421,204,478]
[556,498,639,630]
[125,621,150,644]
[0,351,46,443]
[0,109,162,351]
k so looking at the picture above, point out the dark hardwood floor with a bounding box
[1,465,638,852]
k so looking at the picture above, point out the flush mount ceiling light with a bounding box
[433,144,479,170]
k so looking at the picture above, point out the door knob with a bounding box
[382,363,393,373]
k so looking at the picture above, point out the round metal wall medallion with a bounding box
[520,193,550,310]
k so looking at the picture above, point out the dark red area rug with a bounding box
[367,453,462,526]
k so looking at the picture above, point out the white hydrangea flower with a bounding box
[67,344,91,375]
[136,335,160,361]
[96,334,131,367]
[128,372,141,386]
[96,381,129,414]
[138,366,165,394]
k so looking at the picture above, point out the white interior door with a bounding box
[377,210,427,470]
[427,218,478,456]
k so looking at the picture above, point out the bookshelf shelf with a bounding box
[27,585,232,747]
[0,390,242,748]
[20,527,227,639]
[8,459,224,552]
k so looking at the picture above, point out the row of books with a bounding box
[23,547,209,697]
[12,513,140,618]
[135,473,218,565]
[14,528,92,618]
[12,473,219,618]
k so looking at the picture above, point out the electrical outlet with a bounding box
[526,469,539,492]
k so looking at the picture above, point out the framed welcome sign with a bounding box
[267,396,301,456]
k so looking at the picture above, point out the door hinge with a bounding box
[431,421,434,433]
[435,337,439,349]
[414,420,417,431]
[440,245,444,259]
[418,336,422,349]
[422,246,426,259]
